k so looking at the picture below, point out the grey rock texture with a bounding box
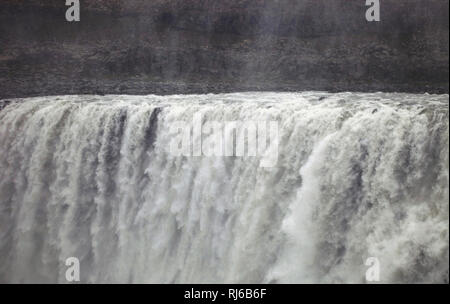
[0,0,448,98]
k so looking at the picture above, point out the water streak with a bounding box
[0,92,448,283]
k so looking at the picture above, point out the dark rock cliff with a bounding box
[0,0,448,98]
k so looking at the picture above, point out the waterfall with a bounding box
[0,92,448,283]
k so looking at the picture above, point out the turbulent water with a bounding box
[0,92,448,283]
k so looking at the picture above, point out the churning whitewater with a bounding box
[0,92,448,283]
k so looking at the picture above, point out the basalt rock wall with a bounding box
[0,0,448,97]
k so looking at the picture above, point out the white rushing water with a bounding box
[0,92,448,283]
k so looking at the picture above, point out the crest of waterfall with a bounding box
[0,92,448,283]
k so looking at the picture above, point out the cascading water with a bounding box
[0,92,448,283]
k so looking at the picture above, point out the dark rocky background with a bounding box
[0,0,448,98]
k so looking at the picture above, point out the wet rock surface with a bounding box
[0,0,448,98]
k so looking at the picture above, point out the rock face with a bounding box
[0,0,448,98]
